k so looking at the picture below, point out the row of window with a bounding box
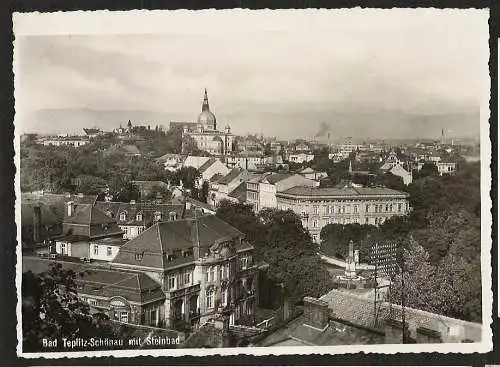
[116,211,178,222]
[307,203,405,215]
[309,216,387,228]
[167,270,193,290]
[247,191,258,201]
[205,287,227,309]
[93,245,114,257]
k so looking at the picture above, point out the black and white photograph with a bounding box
[13,9,491,358]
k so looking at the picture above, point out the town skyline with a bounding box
[14,9,488,139]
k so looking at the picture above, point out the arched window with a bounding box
[119,211,127,221]
[136,212,143,221]
[169,211,177,221]
[206,288,215,309]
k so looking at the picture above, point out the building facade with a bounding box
[53,201,125,260]
[276,186,410,242]
[182,89,235,156]
[246,173,319,213]
[111,215,260,329]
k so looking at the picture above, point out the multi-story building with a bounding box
[111,215,260,328]
[53,201,125,261]
[225,153,265,171]
[197,158,231,187]
[209,168,251,208]
[436,162,457,175]
[276,186,410,242]
[286,152,315,164]
[41,136,89,148]
[246,173,319,213]
[380,151,404,171]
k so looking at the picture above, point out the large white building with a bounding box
[246,173,319,213]
[276,186,410,242]
[181,89,236,156]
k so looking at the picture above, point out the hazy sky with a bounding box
[13,9,489,139]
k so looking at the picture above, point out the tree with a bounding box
[200,181,209,203]
[22,263,95,352]
[216,203,333,303]
[182,135,201,155]
[373,172,406,191]
[319,223,378,261]
[173,167,200,191]
[143,184,172,203]
[389,237,439,314]
[414,162,438,179]
[73,174,107,195]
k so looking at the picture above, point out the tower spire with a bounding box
[202,87,210,112]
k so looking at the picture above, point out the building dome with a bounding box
[197,88,217,130]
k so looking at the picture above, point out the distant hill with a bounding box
[18,107,480,141]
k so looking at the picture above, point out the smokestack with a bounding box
[33,205,42,243]
[67,201,74,217]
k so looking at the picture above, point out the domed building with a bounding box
[180,89,235,156]
[197,89,217,131]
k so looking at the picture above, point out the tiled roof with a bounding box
[198,158,217,173]
[278,186,409,198]
[227,182,247,201]
[299,167,317,174]
[321,289,482,342]
[186,197,214,212]
[22,257,164,304]
[62,204,123,240]
[217,168,244,185]
[265,173,292,184]
[95,201,184,226]
[210,174,223,183]
[112,215,244,270]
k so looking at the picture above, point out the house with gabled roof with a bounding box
[208,168,251,208]
[196,158,230,188]
[52,201,125,262]
[111,215,261,329]
[299,167,328,181]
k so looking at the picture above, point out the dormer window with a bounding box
[169,211,177,221]
[119,212,127,221]
[136,212,143,221]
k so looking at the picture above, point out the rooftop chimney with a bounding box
[303,297,329,331]
[190,218,201,259]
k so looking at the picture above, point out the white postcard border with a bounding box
[13,8,493,358]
